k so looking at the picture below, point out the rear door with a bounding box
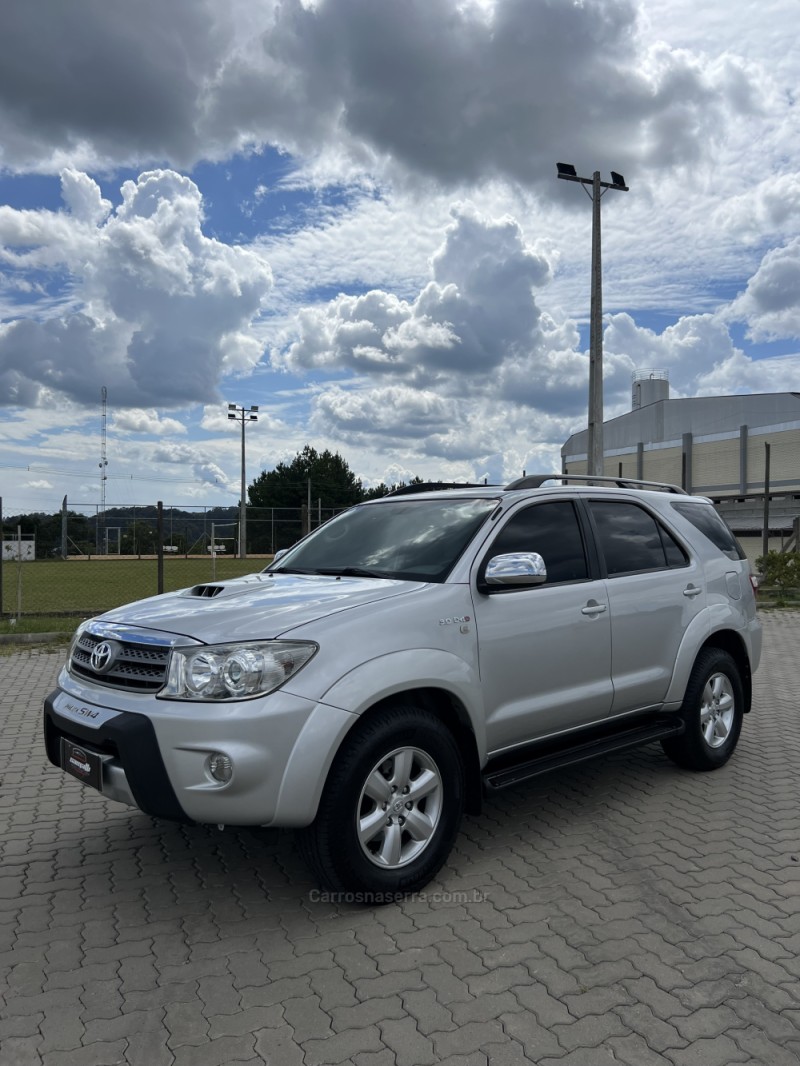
[472,499,613,754]
[585,498,705,716]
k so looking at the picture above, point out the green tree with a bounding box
[756,550,800,606]
[249,445,364,509]
[362,476,425,499]
[248,446,365,550]
[1,510,91,557]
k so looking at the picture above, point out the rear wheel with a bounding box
[299,705,465,898]
[662,648,744,771]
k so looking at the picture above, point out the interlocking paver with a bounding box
[1,613,799,1064]
[253,1022,306,1065]
[612,1003,687,1054]
[352,1050,397,1066]
[401,986,456,1033]
[206,1003,282,1038]
[40,1039,128,1066]
[662,1034,750,1065]
[500,1010,564,1060]
[329,991,405,1031]
[605,1033,676,1065]
[302,1023,384,1064]
[170,1033,256,1065]
[430,1019,506,1058]
[379,1016,438,1066]
[732,1025,800,1066]
[307,965,359,1010]
[239,973,312,1009]
[450,990,520,1026]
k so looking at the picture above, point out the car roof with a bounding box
[367,475,690,505]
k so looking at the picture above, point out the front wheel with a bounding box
[299,705,465,898]
[661,648,744,771]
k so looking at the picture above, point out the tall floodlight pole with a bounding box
[99,386,108,554]
[557,164,629,476]
[227,403,259,559]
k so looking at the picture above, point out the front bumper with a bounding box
[44,685,356,828]
[44,692,188,821]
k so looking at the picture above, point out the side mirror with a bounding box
[484,552,547,586]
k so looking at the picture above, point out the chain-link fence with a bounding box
[0,504,339,560]
[0,501,343,619]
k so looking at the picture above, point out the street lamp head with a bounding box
[610,171,626,188]
[228,413,236,421]
[228,403,237,411]
[250,405,259,413]
[557,162,577,177]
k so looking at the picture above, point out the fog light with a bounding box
[208,752,233,783]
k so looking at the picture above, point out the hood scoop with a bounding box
[188,584,225,598]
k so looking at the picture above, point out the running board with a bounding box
[482,716,685,792]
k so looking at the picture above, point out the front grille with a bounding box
[70,630,171,692]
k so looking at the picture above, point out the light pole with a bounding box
[227,403,259,559]
[557,163,629,476]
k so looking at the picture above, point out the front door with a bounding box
[472,500,613,755]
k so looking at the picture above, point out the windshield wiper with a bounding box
[311,566,389,578]
[268,567,319,575]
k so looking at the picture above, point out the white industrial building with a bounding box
[561,372,800,546]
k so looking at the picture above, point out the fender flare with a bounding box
[663,604,749,707]
[320,647,487,756]
[275,649,485,826]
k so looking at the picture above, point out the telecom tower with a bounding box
[99,386,108,554]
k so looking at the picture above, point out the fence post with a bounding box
[762,442,771,561]
[61,495,68,559]
[157,501,164,595]
[0,496,3,619]
[16,524,23,620]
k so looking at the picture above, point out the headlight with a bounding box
[161,641,317,701]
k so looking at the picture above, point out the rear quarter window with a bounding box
[588,499,688,576]
[671,501,745,561]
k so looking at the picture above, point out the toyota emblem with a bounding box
[90,640,118,674]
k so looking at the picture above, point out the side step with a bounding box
[482,715,685,792]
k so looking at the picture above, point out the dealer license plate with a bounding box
[61,738,103,791]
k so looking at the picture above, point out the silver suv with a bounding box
[45,476,761,897]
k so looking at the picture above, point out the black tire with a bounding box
[661,648,744,771]
[299,705,465,899]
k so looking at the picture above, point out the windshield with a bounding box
[267,497,499,582]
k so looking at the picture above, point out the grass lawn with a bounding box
[0,556,269,621]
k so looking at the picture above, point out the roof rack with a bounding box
[504,474,688,495]
[387,481,498,496]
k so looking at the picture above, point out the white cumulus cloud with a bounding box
[0,169,273,409]
[727,238,800,341]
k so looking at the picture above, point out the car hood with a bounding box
[97,571,427,644]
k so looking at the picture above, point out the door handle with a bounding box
[683,585,702,598]
[581,602,607,616]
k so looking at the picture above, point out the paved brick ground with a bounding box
[1,612,799,1066]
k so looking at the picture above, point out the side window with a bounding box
[486,501,588,583]
[589,500,689,576]
[671,501,745,560]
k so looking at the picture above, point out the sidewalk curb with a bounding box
[0,632,69,645]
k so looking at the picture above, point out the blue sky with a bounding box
[1,0,799,515]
